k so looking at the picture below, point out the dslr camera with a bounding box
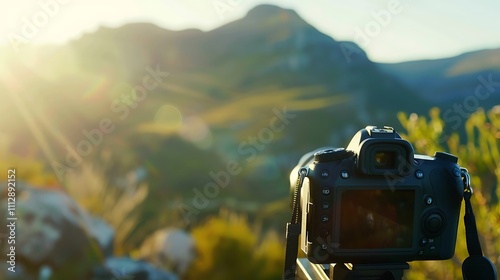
[292,126,464,264]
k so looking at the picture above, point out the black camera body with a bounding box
[297,126,464,264]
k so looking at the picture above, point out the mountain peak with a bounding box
[246,4,299,19]
[242,4,305,27]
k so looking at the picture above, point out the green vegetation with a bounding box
[185,210,283,280]
[5,106,498,279]
[399,107,500,279]
[64,163,149,256]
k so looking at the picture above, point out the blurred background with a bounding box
[0,1,499,279]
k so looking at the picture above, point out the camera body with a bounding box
[297,126,464,264]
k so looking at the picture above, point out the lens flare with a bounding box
[179,116,212,149]
[154,104,182,130]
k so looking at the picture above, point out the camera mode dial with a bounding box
[314,148,353,163]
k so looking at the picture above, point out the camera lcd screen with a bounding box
[338,189,415,250]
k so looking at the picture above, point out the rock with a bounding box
[85,215,115,258]
[137,228,196,275]
[0,182,186,280]
[0,182,111,279]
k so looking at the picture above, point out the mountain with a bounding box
[73,5,429,136]
[379,48,500,105]
[0,4,449,228]
[2,4,432,155]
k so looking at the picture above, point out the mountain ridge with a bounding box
[1,4,498,214]
[379,48,500,104]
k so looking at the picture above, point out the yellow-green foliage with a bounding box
[398,106,500,280]
[64,163,149,255]
[185,210,284,280]
[0,135,58,187]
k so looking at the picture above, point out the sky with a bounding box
[1,0,499,63]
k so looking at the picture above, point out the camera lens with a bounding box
[374,151,396,169]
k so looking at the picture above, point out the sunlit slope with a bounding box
[0,5,430,207]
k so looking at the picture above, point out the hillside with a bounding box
[379,48,500,104]
[0,4,448,229]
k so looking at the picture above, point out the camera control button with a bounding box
[425,196,433,205]
[321,201,330,210]
[429,245,436,251]
[322,187,331,195]
[320,170,330,179]
[314,148,353,162]
[419,238,428,247]
[341,170,349,179]
[415,170,424,179]
[424,213,444,235]
[321,215,329,223]
[428,217,441,229]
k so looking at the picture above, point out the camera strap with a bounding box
[460,168,497,280]
[283,167,308,280]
